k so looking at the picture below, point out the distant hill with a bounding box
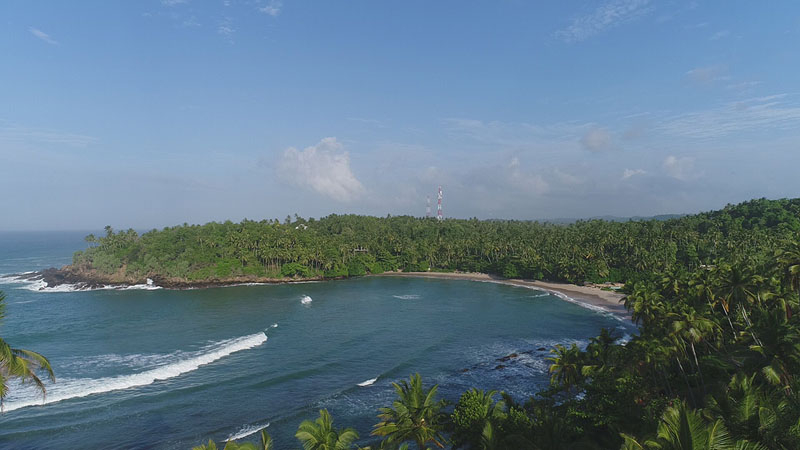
[543,214,686,224]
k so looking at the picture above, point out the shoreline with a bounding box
[4,268,631,321]
[376,271,631,321]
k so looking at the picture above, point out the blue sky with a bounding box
[2,1,800,230]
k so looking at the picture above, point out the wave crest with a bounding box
[2,332,267,412]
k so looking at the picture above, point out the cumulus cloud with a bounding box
[709,30,730,40]
[622,168,646,180]
[508,157,549,194]
[29,27,58,45]
[279,137,365,202]
[217,17,235,42]
[663,156,695,181]
[686,65,728,84]
[581,127,613,151]
[557,0,653,43]
[657,94,800,139]
[259,0,282,16]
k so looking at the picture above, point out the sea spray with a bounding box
[227,422,270,441]
[357,377,378,387]
[2,332,268,412]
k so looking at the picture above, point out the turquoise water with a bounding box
[0,232,632,449]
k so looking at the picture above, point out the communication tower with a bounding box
[437,186,443,221]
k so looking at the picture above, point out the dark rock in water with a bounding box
[497,352,519,362]
[494,364,506,370]
[537,347,546,351]
[461,368,469,373]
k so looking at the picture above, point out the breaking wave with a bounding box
[0,274,162,292]
[357,377,378,387]
[228,422,271,441]
[2,332,268,412]
[392,294,420,300]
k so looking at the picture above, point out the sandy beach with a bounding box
[377,271,631,321]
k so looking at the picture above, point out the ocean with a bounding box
[0,231,633,449]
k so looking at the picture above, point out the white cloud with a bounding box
[581,127,613,151]
[709,30,730,40]
[726,80,761,91]
[279,137,365,202]
[557,0,653,43]
[217,17,235,41]
[622,168,646,179]
[554,168,583,185]
[0,125,97,147]
[657,94,800,139]
[259,0,282,16]
[663,156,695,181]
[182,16,200,27]
[162,0,188,5]
[29,27,59,45]
[685,65,728,84]
[508,157,549,194]
[443,117,590,151]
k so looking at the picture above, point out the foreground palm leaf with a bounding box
[372,373,446,449]
[0,291,55,410]
[296,409,358,450]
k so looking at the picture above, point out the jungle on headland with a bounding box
[5,197,800,449]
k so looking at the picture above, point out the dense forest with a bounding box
[8,198,800,448]
[73,198,800,287]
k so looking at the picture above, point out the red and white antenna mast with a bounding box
[426,195,432,218]
[437,185,443,221]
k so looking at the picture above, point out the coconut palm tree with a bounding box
[0,291,55,410]
[619,401,767,450]
[547,343,583,391]
[776,241,800,295]
[372,373,446,449]
[296,409,358,450]
[450,389,506,449]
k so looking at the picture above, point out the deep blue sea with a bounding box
[0,231,633,449]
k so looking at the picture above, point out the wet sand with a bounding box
[377,271,631,321]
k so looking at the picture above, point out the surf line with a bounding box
[2,332,268,412]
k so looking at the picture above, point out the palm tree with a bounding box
[547,343,583,391]
[776,240,800,295]
[714,264,762,327]
[669,308,719,395]
[296,409,358,450]
[0,291,55,410]
[372,373,446,449]
[451,388,506,449]
[624,283,665,327]
[619,401,767,449]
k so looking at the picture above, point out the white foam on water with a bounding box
[2,332,268,412]
[300,295,312,305]
[12,300,36,304]
[392,294,420,300]
[510,283,627,323]
[357,377,378,387]
[227,422,270,441]
[10,278,163,293]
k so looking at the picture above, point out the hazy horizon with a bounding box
[3,1,800,230]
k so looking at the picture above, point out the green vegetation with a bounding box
[187,198,800,449]
[0,291,54,410]
[74,198,800,286]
